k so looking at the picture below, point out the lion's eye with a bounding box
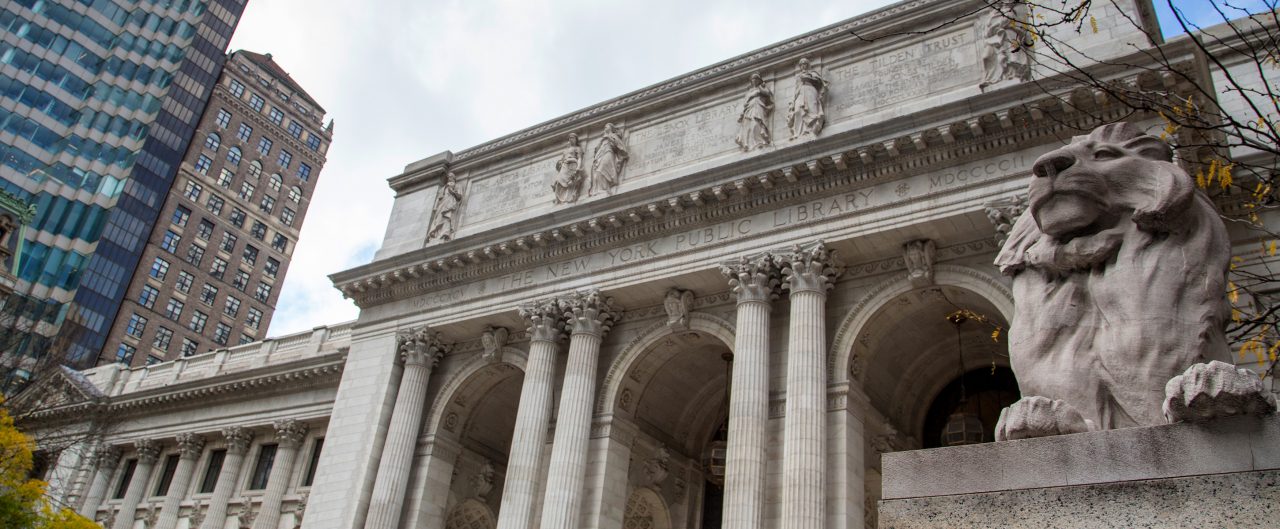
[1093,148,1122,160]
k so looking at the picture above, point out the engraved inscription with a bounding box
[829,30,977,119]
[628,102,738,177]
[463,159,555,225]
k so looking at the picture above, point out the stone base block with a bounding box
[879,414,1280,528]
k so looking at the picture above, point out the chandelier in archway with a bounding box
[942,312,984,446]
[704,352,733,486]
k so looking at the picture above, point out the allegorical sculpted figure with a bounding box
[979,0,1032,90]
[552,133,585,204]
[993,123,1240,439]
[787,57,828,140]
[426,171,463,242]
[736,73,774,151]
[589,123,628,196]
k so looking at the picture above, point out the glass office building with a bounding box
[0,0,248,368]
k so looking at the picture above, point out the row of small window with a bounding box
[0,105,142,169]
[169,204,290,251]
[1,38,167,115]
[125,304,262,352]
[223,83,323,152]
[161,226,288,267]
[148,253,275,300]
[106,437,324,502]
[199,132,311,182]
[193,154,307,202]
[183,177,299,231]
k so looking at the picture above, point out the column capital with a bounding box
[782,240,843,295]
[519,299,566,343]
[134,439,161,464]
[94,445,122,469]
[397,326,447,367]
[720,253,781,304]
[272,419,310,449]
[176,433,206,460]
[221,426,254,455]
[560,289,620,339]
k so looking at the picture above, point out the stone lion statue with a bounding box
[993,122,1240,438]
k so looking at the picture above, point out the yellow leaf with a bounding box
[1228,282,1239,304]
[1270,241,1277,256]
[1089,15,1098,33]
[1196,169,1207,189]
[1232,308,1243,322]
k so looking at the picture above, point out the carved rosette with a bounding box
[782,241,843,294]
[720,253,781,304]
[134,438,161,464]
[559,289,620,339]
[176,432,206,460]
[397,326,447,368]
[519,299,567,344]
[93,445,122,470]
[272,419,310,449]
[222,426,254,455]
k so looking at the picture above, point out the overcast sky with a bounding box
[226,0,1268,337]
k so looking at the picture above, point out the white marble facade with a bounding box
[29,1,1279,528]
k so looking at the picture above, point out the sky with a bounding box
[226,0,1271,337]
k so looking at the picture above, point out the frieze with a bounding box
[828,29,977,120]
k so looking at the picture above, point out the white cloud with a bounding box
[228,0,895,337]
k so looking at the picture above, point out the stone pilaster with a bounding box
[497,301,565,529]
[780,241,841,529]
[201,427,254,529]
[719,253,781,529]
[253,419,309,529]
[155,433,205,529]
[111,439,161,529]
[77,445,121,518]
[539,290,619,529]
[364,327,447,529]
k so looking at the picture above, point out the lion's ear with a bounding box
[1127,160,1194,233]
[994,210,1042,275]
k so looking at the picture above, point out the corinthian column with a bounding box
[201,427,254,529]
[156,433,205,529]
[496,302,564,529]
[112,439,161,529]
[539,290,619,529]
[253,419,310,529]
[719,254,781,529]
[77,445,121,518]
[365,327,447,529]
[780,241,842,529]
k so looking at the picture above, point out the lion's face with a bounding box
[1028,129,1174,240]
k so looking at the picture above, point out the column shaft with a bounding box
[253,420,309,529]
[781,289,829,529]
[111,440,160,529]
[724,299,771,529]
[539,331,602,529]
[77,447,120,518]
[364,349,438,529]
[202,427,253,529]
[495,337,558,529]
[156,433,204,529]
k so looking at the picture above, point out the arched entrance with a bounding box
[624,487,673,529]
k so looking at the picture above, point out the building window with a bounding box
[233,271,250,291]
[196,219,215,240]
[220,232,238,253]
[230,209,246,228]
[176,271,194,293]
[268,174,282,192]
[224,296,241,317]
[139,286,160,309]
[204,132,221,151]
[113,459,138,498]
[297,163,311,182]
[257,137,272,156]
[281,208,295,227]
[153,454,180,496]
[184,244,205,266]
[171,206,191,227]
[259,195,275,214]
[239,334,254,345]
[198,449,226,493]
[206,195,225,215]
[250,222,266,240]
[215,109,231,128]
[183,181,203,201]
[125,313,148,339]
[288,186,302,203]
[200,284,218,305]
[306,134,321,151]
[146,355,163,366]
[239,182,255,201]
[149,257,170,280]
[249,93,264,111]
[226,147,242,166]
[286,120,302,138]
[235,123,253,143]
[181,338,199,357]
[164,298,184,321]
[153,326,174,352]
[213,323,231,345]
[254,282,272,303]
[242,246,259,266]
[229,80,245,98]
[217,168,234,188]
[114,344,136,365]
[161,231,181,253]
[194,155,212,174]
[271,234,288,253]
[189,311,208,333]
[265,258,280,279]
[210,258,228,280]
[246,307,263,329]
[268,108,284,126]
[277,150,292,169]
[248,160,263,179]
[248,444,278,490]
[302,438,324,486]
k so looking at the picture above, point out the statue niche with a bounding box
[993,122,1271,440]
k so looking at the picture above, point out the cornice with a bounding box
[212,84,329,168]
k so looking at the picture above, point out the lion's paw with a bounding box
[1163,361,1277,423]
[995,396,1093,441]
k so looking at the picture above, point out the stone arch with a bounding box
[623,487,672,529]
[444,498,496,529]
[829,264,1013,386]
[424,346,527,440]
[596,311,735,416]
